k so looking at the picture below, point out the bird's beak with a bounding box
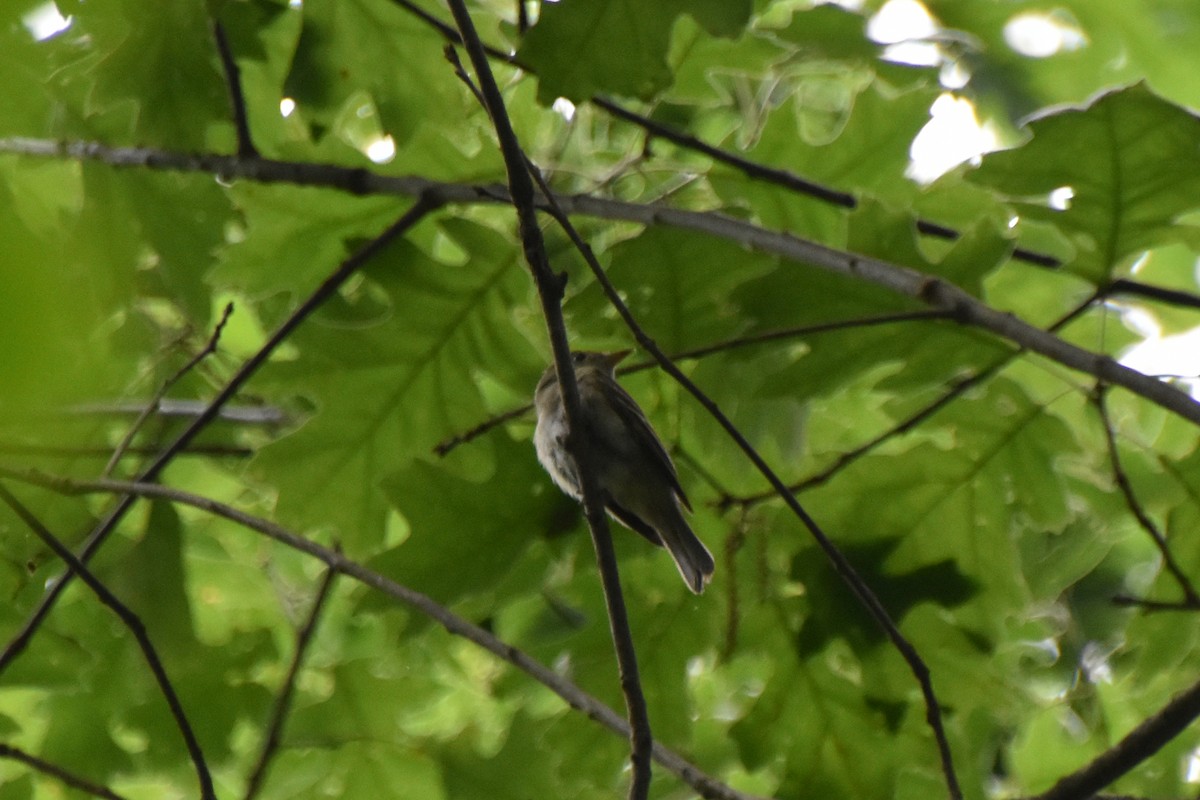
[604,350,632,369]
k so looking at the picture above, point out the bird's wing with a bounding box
[596,377,692,511]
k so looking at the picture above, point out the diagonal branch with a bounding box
[243,564,340,800]
[2,137,1198,429]
[1028,675,1200,800]
[529,159,964,799]
[211,19,258,158]
[0,197,441,677]
[0,742,129,800]
[0,468,764,800]
[1094,386,1200,607]
[0,483,214,800]
[103,302,234,477]
[442,3,654,797]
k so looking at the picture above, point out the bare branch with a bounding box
[1095,386,1200,606]
[381,0,1065,270]
[442,2,654,795]
[0,483,214,800]
[1111,594,1200,612]
[211,19,258,158]
[3,137,1192,430]
[1029,677,1200,800]
[0,742,130,800]
[0,442,253,460]
[243,564,340,800]
[1108,278,1200,312]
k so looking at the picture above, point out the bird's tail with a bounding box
[659,509,715,594]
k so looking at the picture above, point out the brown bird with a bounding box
[533,351,715,593]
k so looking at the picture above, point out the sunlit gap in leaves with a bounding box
[1186,746,1200,785]
[552,97,576,121]
[365,135,397,164]
[871,1,1200,391]
[1117,253,1200,399]
[1004,10,1087,58]
[872,1,1083,184]
[22,1,70,41]
[866,0,1003,182]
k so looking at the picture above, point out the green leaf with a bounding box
[247,218,541,549]
[971,84,1200,282]
[519,0,751,103]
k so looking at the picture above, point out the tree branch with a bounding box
[243,564,339,800]
[1028,676,1200,800]
[0,197,441,677]
[4,137,1193,431]
[0,483,214,800]
[0,742,129,800]
[1107,278,1200,312]
[211,18,258,158]
[1094,386,1200,606]
[0,468,764,800]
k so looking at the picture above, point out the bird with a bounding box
[533,350,715,593]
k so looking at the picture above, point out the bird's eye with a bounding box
[572,352,586,364]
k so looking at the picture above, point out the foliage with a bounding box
[3,0,1200,798]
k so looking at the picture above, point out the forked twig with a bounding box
[103,303,234,477]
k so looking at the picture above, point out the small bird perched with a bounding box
[533,351,715,594]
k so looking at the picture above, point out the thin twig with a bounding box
[0,742,129,800]
[0,483,214,800]
[244,564,339,800]
[0,198,440,678]
[1029,675,1200,800]
[0,443,253,459]
[721,509,750,661]
[0,469,765,800]
[443,3,654,796]
[443,45,487,108]
[1111,594,1200,612]
[1108,278,1200,312]
[103,303,234,477]
[67,400,287,425]
[434,310,955,456]
[211,19,258,158]
[527,156,964,799]
[1095,386,1200,606]
[6,136,1196,429]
